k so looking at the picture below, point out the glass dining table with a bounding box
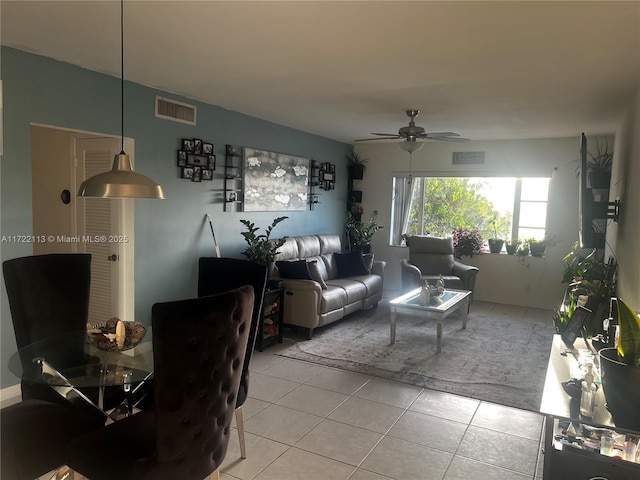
[8,328,154,417]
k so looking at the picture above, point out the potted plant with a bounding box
[505,240,520,255]
[452,227,483,259]
[345,210,383,253]
[586,137,613,189]
[528,238,547,257]
[560,241,617,336]
[487,215,504,253]
[599,298,640,430]
[239,216,288,276]
[345,149,368,180]
[516,238,530,256]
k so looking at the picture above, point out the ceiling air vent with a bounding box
[452,151,485,165]
[155,96,196,125]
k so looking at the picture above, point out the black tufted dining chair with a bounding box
[1,399,106,480]
[198,257,268,459]
[2,254,109,479]
[65,285,255,480]
[3,253,125,411]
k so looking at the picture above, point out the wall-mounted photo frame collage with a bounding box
[178,138,215,181]
[319,162,336,190]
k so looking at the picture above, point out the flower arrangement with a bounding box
[452,227,484,258]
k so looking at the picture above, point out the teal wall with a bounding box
[1,47,350,388]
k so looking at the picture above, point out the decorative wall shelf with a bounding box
[224,144,244,212]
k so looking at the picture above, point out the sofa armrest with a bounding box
[371,260,386,276]
[400,259,422,291]
[452,261,479,291]
[280,278,323,330]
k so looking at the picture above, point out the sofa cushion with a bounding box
[325,279,367,303]
[352,274,383,297]
[320,286,347,313]
[335,251,369,277]
[307,261,328,290]
[321,254,337,280]
[295,235,322,258]
[276,260,312,280]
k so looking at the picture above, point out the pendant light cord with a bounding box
[120,0,125,154]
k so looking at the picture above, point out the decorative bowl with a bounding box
[87,318,146,351]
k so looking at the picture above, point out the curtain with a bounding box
[391,176,416,245]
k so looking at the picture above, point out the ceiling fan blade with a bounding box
[425,132,460,137]
[430,136,470,143]
[354,136,401,142]
[371,133,400,137]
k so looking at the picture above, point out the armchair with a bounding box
[401,236,479,305]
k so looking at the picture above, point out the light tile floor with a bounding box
[219,340,546,480]
[33,325,547,480]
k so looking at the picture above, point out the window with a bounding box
[391,176,551,247]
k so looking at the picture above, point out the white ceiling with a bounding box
[2,1,639,143]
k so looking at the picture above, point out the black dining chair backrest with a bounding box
[3,253,92,348]
[197,257,268,407]
[65,286,254,480]
[3,253,96,405]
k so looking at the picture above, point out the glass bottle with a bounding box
[580,363,596,417]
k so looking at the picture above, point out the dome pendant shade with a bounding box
[399,140,424,153]
[78,153,164,199]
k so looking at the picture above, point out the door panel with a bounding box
[31,127,134,325]
[75,137,126,324]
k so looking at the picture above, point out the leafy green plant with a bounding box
[345,149,368,166]
[587,137,613,177]
[553,292,577,334]
[345,210,383,247]
[558,242,617,336]
[239,216,288,262]
[452,227,483,258]
[616,299,640,368]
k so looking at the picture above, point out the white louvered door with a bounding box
[75,137,132,324]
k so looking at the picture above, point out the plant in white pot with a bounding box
[599,298,640,430]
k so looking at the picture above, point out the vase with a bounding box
[419,286,430,306]
[589,171,611,189]
[529,242,546,257]
[488,239,504,254]
[599,347,640,431]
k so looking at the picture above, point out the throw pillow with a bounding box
[363,253,374,273]
[276,260,311,280]
[335,251,369,277]
[307,260,328,290]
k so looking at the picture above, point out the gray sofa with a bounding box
[273,234,386,339]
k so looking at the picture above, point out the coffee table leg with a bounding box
[462,299,469,329]
[390,310,396,345]
[436,322,443,353]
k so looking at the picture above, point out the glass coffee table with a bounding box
[389,288,471,352]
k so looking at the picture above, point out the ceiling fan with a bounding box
[355,109,469,152]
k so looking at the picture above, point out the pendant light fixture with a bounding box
[398,137,424,153]
[78,0,164,199]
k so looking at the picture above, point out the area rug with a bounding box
[278,301,556,412]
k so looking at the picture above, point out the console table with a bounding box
[540,335,640,479]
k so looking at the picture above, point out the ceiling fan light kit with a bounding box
[354,109,469,151]
[399,140,424,153]
[78,0,164,199]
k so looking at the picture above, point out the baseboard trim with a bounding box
[0,384,21,408]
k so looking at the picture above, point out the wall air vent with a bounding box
[155,96,197,125]
[452,151,485,165]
